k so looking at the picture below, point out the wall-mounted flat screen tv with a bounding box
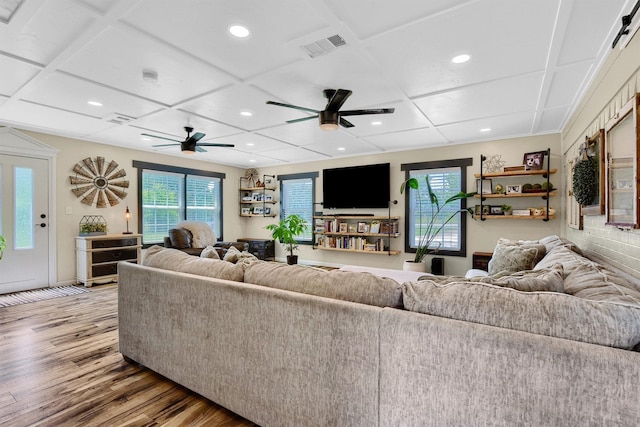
[322,163,390,209]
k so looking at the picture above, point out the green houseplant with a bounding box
[400,175,475,269]
[0,234,6,260]
[266,214,309,265]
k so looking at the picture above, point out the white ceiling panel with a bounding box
[60,26,234,106]
[363,127,449,151]
[0,0,96,64]
[413,73,544,126]
[0,56,40,96]
[20,71,162,119]
[122,0,327,79]
[364,0,557,97]
[0,0,632,167]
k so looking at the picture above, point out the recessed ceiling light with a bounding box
[249,159,256,163]
[246,142,255,146]
[229,25,250,38]
[451,54,471,64]
[87,100,103,107]
[141,136,151,141]
[337,147,346,151]
[480,128,491,132]
[240,111,252,117]
[371,121,382,126]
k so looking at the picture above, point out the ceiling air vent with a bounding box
[302,34,347,58]
[104,113,136,125]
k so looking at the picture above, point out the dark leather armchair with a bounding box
[163,227,248,257]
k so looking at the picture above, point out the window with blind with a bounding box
[134,161,225,245]
[402,158,472,257]
[279,172,318,243]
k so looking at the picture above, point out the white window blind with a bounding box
[142,170,183,244]
[281,176,314,242]
[186,175,221,237]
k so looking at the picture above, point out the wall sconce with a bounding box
[124,206,132,234]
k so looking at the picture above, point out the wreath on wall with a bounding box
[572,156,597,206]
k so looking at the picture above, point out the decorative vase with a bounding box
[403,260,425,272]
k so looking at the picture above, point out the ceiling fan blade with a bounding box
[141,133,182,143]
[266,100,319,114]
[198,143,236,148]
[190,132,206,143]
[340,108,395,116]
[325,89,352,111]
[340,118,355,128]
[195,146,207,153]
[152,143,180,147]
[286,115,319,124]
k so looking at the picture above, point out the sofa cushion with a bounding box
[168,227,192,249]
[244,261,403,308]
[143,245,244,281]
[402,279,640,349]
[430,264,564,293]
[222,245,259,266]
[564,262,640,305]
[488,240,546,275]
[200,245,221,259]
[176,221,217,247]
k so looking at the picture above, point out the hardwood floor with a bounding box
[0,284,257,427]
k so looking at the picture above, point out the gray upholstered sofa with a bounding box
[118,236,640,426]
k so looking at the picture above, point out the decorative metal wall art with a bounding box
[69,157,129,207]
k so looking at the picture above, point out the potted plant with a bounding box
[400,175,475,271]
[266,214,308,265]
[0,234,6,260]
[501,204,512,215]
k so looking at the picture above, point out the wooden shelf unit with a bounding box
[239,174,277,218]
[314,215,400,255]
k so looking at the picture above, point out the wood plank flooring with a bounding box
[0,284,257,427]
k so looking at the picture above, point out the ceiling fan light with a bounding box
[319,110,339,131]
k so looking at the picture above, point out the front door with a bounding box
[0,155,50,294]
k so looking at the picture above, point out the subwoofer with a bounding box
[431,257,444,275]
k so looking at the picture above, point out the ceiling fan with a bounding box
[266,88,395,131]
[142,126,234,154]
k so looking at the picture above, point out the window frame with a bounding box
[133,161,226,247]
[401,158,473,257]
[277,171,318,245]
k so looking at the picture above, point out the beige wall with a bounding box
[561,30,640,277]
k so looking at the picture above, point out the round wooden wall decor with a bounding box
[69,157,129,207]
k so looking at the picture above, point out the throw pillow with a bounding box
[200,245,221,259]
[402,279,640,350]
[143,245,244,281]
[488,243,546,275]
[176,221,217,248]
[223,245,242,263]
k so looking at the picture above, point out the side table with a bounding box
[238,238,275,261]
[472,252,493,271]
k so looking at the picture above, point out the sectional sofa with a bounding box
[118,236,640,426]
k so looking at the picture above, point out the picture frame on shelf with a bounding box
[315,225,325,233]
[264,207,272,215]
[339,223,348,233]
[506,184,522,194]
[490,205,503,215]
[357,222,368,233]
[523,151,546,170]
[474,204,491,216]
[348,224,357,233]
[477,178,493,194]
[252,192,263,202]
[241,207,251,215]
[253,206,264,215]
[370,220,381,234]
[264,194,273,202]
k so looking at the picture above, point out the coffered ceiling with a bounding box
[0,0,635,167]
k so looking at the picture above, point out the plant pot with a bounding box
[287,255,298,265]
[403,260,425,272]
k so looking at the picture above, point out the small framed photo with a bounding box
[339,223,348,233]
[252,192,263,202]
[490,205,503,215]
[616,179,633,189]
[357,222,368,233]
[506,184,521,194]
[369,220,381,234]
[348,224,357,233]
[264,194,273,202]
[523,151,546,170]
[264,207,271,215]
[315,225,325,233]
[253,206,264,215]
[241,207,251,215]
[476,178,493,194]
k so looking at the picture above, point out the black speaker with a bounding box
[431,257,444,275]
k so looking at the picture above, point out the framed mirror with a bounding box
[605,94,640,228]
[581,129,605,216]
